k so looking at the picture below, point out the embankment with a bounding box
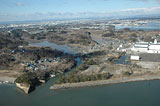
[50,75,160,90]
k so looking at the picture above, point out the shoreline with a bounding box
[50,75,160,90]
[0,77,16,84]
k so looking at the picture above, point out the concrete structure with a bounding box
[131,39,160,53]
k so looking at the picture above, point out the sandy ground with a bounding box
[0,77,16,84]
[50,74,160,90]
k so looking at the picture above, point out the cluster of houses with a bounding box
[21,57,61,72]
[11,46,26,54]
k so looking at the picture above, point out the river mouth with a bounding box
[0,41,82,94]
[1,41,160,106]
[30,40,82,77]
[26,41,82,93]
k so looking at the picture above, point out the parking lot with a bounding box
[138,53,160,62]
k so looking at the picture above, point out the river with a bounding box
[1,41,160,106]
[30,41,77,54]
[115,22,160,31]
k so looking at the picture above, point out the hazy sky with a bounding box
[0,0,160,22]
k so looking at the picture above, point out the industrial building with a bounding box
[131,39,160,53]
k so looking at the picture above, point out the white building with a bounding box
[130,56,140,60]
[131,39,160,53]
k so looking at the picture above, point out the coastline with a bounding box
[0,77,16,84]
[50,75,160,90]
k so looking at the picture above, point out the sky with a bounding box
[0,0,160,22]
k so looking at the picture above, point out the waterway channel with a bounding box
[1,41,160,106]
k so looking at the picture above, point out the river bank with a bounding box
[50,74,160,90]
